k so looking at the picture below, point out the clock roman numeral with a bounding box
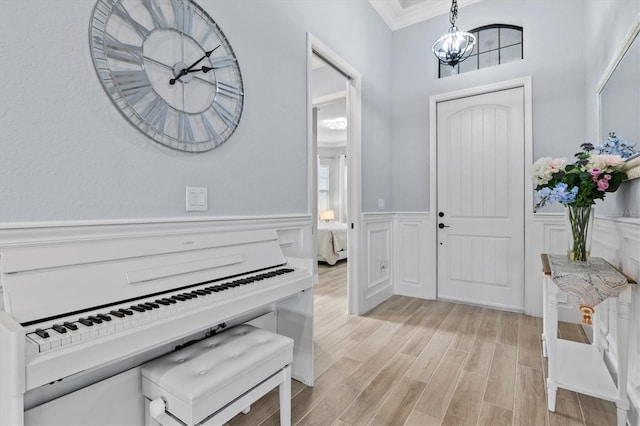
[141,0,170,29]
[102,34,144,66]
[178,113,195,143]
[201,113,221,143]
[111,70,153,106]
[216,81,243,100]
[112,2,150,38]
[212,99,237,128]
[210,55,236,69]
[171,1,193,35]
[140,96,169,134]
[200,26,220,47]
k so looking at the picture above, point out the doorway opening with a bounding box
[307,34,362,314]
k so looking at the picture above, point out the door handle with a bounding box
[438,223,450,229]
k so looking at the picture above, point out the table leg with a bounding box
[545,278,559,412]
[615,286,632,426]
[542,275,548,358]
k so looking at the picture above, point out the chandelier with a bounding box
[432,0,476,68]
[322,118,347,130]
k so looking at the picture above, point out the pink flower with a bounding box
[548,158,567,172]
[604,174,612,180]
[589,155,625,170]
[597,179,609,191]
[590,169,601,177]
[599,155,625,167]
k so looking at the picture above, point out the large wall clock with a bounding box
[89,0,244,152]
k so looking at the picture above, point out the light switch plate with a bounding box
[186,187,208,211]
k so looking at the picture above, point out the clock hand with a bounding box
[143,55,175,71]
[186,66,218,74]
[169,45,221,85]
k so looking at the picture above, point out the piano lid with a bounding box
[0,229,287,324]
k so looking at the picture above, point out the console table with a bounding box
[540,254,635,426]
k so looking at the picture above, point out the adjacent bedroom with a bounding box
[314,65,348,266]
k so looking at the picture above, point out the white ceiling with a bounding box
[369,0,482,31]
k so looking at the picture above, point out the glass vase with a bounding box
[565,205,594,262]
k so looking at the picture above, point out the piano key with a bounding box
[35,328,49,339]
[25,337,40,357]
[22,266,302,355]
[65,326,84,343]
[52,324,67,334]
[87,316,103,324]
[27,332,51,352]
[78,318,94,327]
[63,321,78,331]
[79,321,99,339]
[54,328,72,346]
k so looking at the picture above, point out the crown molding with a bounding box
[369,0,482,31]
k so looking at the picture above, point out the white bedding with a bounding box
[317,222,348,265]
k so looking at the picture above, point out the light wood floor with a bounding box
[229,260,617,426]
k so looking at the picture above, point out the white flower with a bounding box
[530,157,566,185]
[588,154,625,171]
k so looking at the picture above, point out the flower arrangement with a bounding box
[594,132,636,159]
[530,143,628,261]
[531,143,627,211]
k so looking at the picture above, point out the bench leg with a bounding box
[279,366,292,426]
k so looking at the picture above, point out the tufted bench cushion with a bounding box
[141,325,294,425]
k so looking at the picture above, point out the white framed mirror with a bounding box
[597,17,640,179]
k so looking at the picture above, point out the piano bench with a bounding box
[141,324,294,426]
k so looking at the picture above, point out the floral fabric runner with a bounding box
[548,255,629,307]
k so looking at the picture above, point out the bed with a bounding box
[317,222,348,265]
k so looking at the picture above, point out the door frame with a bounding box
[306,33,363,315]
[428,76,534,312]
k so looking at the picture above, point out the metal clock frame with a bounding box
[89,0,244,152]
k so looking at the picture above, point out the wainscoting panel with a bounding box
[393,213,435,299]
[590,217,640,425]
[361,214,394,313]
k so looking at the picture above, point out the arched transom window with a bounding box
[439,24,523,78]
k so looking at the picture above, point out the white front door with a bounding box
[436,87,525,311]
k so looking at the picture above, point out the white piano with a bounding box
[0,227,314,425]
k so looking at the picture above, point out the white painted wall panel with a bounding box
[393,213,434,299]
[362,214,393,312]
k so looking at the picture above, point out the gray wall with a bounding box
[0,0,393,222]
[390,0,639,216]
[583,1,640,218]
[390,0,589,212]
[2,0,636,223]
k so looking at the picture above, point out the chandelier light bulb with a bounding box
[322,118,347,130]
